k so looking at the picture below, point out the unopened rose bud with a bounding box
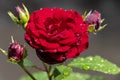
[8,4,29,29]
[86,10,101,29]
[85,10,107,33]
[8,42,24,62]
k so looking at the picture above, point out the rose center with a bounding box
[45,18,64,35]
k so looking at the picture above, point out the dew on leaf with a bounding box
[82,65,90,70]
[63,72,69,76]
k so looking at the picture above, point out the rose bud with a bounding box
[8,42,24,62]
[25,8,89,64]
[8,4,29,29]
[85,10,107,33]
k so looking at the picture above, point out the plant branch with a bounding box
[33,65,45,71]
[42,62,53,80]
[18,63,37,80]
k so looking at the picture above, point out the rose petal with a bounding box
[36,49,66,64]
[25,34,40,49]
[40,39,60,49]
[59,31,77,45]
[66,47,78,58]
[38,30,48,39]
[52,8,64,19]
[57,46,70,52]
[45,49,57,53]
[49,30,69,41]
[80,32,88,45]
[26,22,39,38]
[25,8,89,64]
[77,42,88,54]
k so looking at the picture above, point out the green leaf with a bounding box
[20,72,105,80]
[0,48,7,56]
[68,56,120,74]
[22,4,29,20]
[63,72,105,80]
[82,10,92,21]
[97,24,107,32]
[22,59,35,67]
[53,65,72,80]
[8,11,19,23]
[20,72,48,80]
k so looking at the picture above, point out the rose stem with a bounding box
[42,62,52,80]
[33,65,45,71]
[48,65,53,80]
[18,63,37,80]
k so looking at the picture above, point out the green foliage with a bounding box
[8,11,19,24]
[22,59,35,67]
[20,72,48,80]
[20,71,105,80]
[68,56,120,74]
[62,72,105,80]
[53,65,72,80]
[0,48,7,56]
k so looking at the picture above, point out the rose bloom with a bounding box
[25,8,88,64]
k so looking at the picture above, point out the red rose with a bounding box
[25,8,88,64]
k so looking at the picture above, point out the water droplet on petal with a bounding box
[53,49,57,52]
[76,42,80,45]
[35,39,38,42]
[51,9,53,11]
[76,33,80,37]
[30,41,32,44]
[40,8,43,10]
[48,33,51,35]
[40,49,44,52]
[80,24,83,26]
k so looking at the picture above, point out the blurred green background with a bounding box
[0,0,120,80]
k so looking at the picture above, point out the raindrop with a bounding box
[76,42,80,45]
[35,39,38,42]
[51,9,53,11]
[101,60,104,63]
[76,33,80,37]
[29,41,32,44]
[63,72,68,76]
[47,33,51,35]
[64,10,67,12]
[80,58,84,61]
[93,66,97,69]
[53,49,57,52]
[82,65,90,70]
[40,49,44,52]
[40,8,43,10]
[81,27,84,30]
[80,24,83,26]
[89,57,93,61]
